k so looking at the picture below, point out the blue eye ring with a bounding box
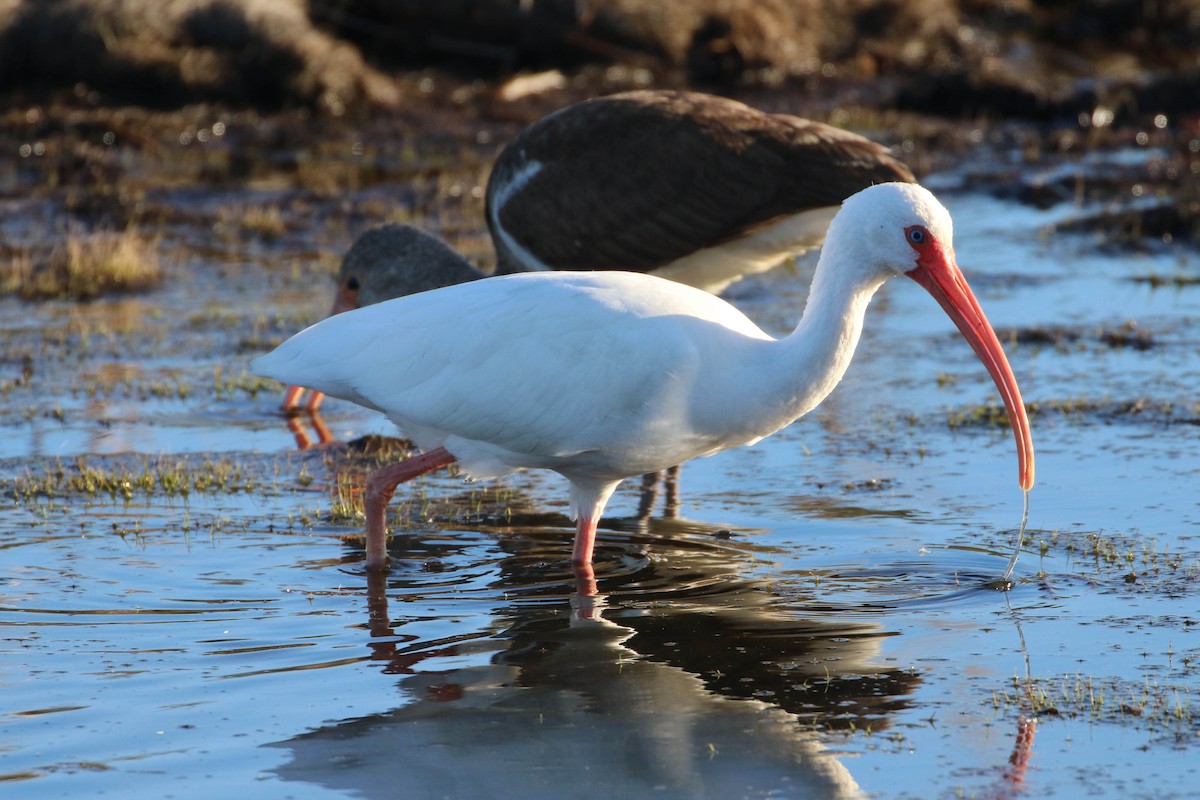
[906,226,928,245]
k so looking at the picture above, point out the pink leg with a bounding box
[571,517,600,611]
[282,385,307,413]
[1004,716,1037,786]
[572,513,599,566]
[363,446,457,571]
[305,390,325,414]
[573,559,598,600]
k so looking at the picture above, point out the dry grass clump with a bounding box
[0,227,162,300]
[218,204,287,240]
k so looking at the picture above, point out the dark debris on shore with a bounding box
[1,0,1197,119]
[0,0,1198,292]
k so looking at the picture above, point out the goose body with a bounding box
[487,90,915,293]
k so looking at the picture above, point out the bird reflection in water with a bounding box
[270,518,1040,799]
[994,598,1039,797]
[271,524,917,799]
[284,408,332,450]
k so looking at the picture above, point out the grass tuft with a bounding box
[995,673,1193,732]
[1,227,162,300]
[3,456,265,502]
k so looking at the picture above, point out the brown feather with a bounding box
[487,90,915,274]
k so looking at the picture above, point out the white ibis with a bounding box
[281,89,913,412]
[253,183,1035,573]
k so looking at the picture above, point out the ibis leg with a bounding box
[286,415,314,450]
[571,516,600,605]
[363,446,457,571]
[571,512,599,566]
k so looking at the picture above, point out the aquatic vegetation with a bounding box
[0,227,162,300]
[75,364,194,401]
[220,204,287,240]
[1131,272,1200,288]
[320,446,521,530]
[3,456,270,502]
[1032,528,1191,579]
[995,673,1193,734]
[1000,321,1156,353]
[328,468,365,522]
[945,395,1198,430]
[242,205,288,240]
[945,401,1022,429]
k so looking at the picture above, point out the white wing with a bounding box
[254,271,772,478]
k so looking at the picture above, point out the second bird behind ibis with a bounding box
[281,89,914,412]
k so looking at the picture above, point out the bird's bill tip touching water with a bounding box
[906,245,1035,492]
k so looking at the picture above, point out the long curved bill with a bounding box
[907,246,1035,491]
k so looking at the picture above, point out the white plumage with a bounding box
[261,271,773,477]
[254,183,1034,574]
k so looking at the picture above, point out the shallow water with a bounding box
[2,145,1199,799]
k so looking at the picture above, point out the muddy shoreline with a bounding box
[2,0,1198,298]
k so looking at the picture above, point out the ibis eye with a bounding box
[346,276,360,291]
[906,226,928,245]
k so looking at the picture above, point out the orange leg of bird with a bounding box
[363,447,457,571]
[281,385,307,413]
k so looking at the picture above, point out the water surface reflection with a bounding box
[271,517,924,799]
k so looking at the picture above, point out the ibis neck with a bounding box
[768,251,888,422]
[697,247,888,449]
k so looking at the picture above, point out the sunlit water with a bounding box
[2,154,1199,798]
